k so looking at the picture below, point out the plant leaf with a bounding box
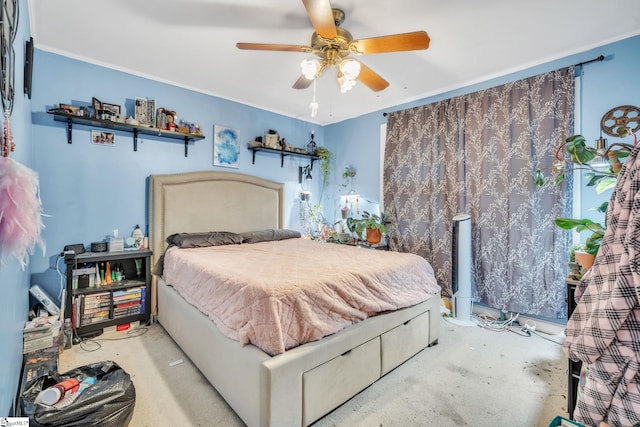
[595,177,617,194]
[555,217,596,230]
[595,201,609,213]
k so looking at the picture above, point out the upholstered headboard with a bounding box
[148,170,284,268]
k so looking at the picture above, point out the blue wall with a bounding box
[29,52,326,296]
[2,4,638,412]
[0,0,32,416]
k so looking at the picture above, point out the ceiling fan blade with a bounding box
[351,31,430,54]
[236,42,310,52]
[302,0,337,39]
[293,75,314,89]
[356,61,389,92]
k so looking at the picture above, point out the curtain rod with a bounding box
[573,55,605,68]
[383,55,606,118]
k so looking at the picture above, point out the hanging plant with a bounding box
[315,146,331,184]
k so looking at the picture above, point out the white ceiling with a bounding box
[29,0,640,125]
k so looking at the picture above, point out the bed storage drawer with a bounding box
[302,337,381,425]
[380,310,430,375]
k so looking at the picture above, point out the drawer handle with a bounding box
[341,350,352,357]
[403,319,412,326]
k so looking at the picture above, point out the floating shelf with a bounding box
[249,145,320,168]
[49,111,206,157]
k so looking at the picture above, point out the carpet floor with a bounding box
[59,318,569,427]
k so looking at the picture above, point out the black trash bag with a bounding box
[21,360,136,427]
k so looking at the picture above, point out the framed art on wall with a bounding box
[91,130,115,146]
[213,125,240,168]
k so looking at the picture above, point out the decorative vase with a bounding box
[366,228,382,245]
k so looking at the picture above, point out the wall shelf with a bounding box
[49,111,206,157]
[249,145,319,168]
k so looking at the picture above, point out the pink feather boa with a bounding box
[0,157,45,269]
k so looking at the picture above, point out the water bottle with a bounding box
[63,318,73,349]
[132,224,143,248]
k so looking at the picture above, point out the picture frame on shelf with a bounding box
[213,125,240,169]
[263,133,279,149]
[91,129,115,146]
[135,97,156,127]
[102,102,121,122]
[101,102,120,116]
[92,97,102,113]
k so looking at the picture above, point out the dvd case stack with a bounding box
[23,315,61,354]
[113,287,145,320]
[80,292,111,326]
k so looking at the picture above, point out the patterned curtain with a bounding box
[384,68,574,318]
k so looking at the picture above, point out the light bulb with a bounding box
[339,59,361,80]
[300,59,320,80]
[338,75,356,93]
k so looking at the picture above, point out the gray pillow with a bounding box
[166,231,243,248]
[241,229,301,244]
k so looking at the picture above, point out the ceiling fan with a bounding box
[236,0,430,93]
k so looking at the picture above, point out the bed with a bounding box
[148,170,441,427]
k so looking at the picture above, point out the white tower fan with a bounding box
[450,214,474,326]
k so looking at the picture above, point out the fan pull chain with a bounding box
[309,79,319,118]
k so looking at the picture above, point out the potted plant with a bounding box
[536,132,634,264]
[346,211,391,245]
[567,242,585,279]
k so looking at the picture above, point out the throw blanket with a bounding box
[163,238,441,355]
[563,144,640,426]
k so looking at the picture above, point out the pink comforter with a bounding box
[163,238,440,355]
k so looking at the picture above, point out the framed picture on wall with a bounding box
[91,130,115,146]
[213,125,240,168]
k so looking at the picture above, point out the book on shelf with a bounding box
[82,309,110,318]
[113,287,143,302]
[114,299,141,318]
[82,306,110,314]
[83,300,111,309]
[82,292,110,300]
[114,311,141,319]
[115,300,139,308]
[141,287,146,313]
[81,315,110,326]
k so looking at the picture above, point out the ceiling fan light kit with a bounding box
[236,0,430,97]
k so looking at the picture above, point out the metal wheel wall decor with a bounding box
[600,105,640,138]
[0,0,18,115]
